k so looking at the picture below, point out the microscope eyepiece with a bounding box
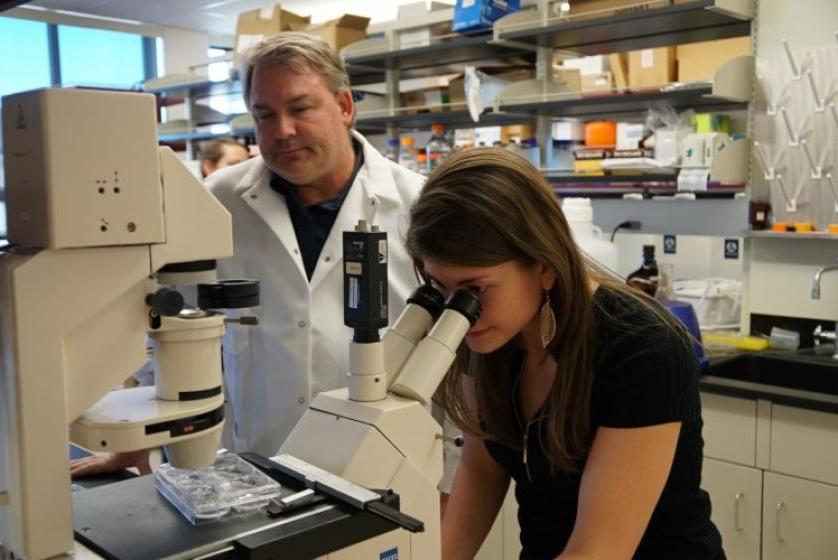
[445,290,481,326]
[407,284,446,320]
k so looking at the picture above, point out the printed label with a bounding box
[641,49,654,69]
[349,277,360,309]
[380,547,399,560]
[663,234,677,255]
[724,239,740,260]
[378,240,388,264]
[345,262,363,276]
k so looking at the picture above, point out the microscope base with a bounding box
[72,465,409,559]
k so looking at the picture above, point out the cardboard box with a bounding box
[501,124,536,144]
[397,22,452,49]
[289,14,369,52]
[559,55,609,76]
[234,5,310,59]
[581,72,613,94]
[396,1,453,48]
[628,47,677,89]
[609,53,629,90]
[562,0,663,21]
[401,87,451,114]
[453,0,521,33]
[676,36,751,82]
[398,1,452,18]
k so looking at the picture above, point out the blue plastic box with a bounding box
[453,0,521,33]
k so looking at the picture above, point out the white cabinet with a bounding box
[762,471,838,560]
[701,392,838,560]
[770,405,838,486]
[702,457,762,560]
[701,392,758,466]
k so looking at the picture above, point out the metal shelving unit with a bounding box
[355,107,529,133]
[344,33,534,86]
[144,79,242,99]
[494,0,753,55]
[144,78,248,156]
[158,128,254,143]
[347,0,756,236]
[498,84,748,119]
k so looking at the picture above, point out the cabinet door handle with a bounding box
[734,492,744,532]
[776,501,787,542]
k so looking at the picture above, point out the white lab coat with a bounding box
[206,131,424,457]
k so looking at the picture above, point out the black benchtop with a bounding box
[700,349,838,414]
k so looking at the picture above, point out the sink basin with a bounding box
[706,350,838,396]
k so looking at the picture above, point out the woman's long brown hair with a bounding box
[405,147,675,473]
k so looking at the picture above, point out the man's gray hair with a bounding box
[240,32,351,110]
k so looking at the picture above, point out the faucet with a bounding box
[812,260,838,299]
[812,259,838,359]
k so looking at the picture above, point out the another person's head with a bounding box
[200,138,249,178]
[240,32,355,186]
[406,148,660,472]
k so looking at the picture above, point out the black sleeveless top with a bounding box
[484,287,725,560]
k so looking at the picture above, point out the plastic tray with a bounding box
[154,451,282,524]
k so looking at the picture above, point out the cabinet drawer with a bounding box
[762,471,838,560]
[702,458,762,560]
[701,393,757,466]
[771,405,838,485]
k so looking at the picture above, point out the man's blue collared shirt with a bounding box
[269,140,364,280]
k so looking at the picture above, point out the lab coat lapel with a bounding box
[238,165,307,283]
[308,132,405,291]
[308,169,374,291]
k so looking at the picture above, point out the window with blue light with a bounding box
[0,17,52,100]
[58,25,146,88]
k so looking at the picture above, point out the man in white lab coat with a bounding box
[208,32,424,457]
[70,32,426,475]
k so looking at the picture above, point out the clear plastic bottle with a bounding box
[426,123,452,173]
[384,138,399,162]
[627,245,660,297]
[417,152,428,176]
[398,135,418,172]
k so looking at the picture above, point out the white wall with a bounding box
[613,234,744,281]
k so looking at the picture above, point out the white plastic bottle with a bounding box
[561,198,619,272]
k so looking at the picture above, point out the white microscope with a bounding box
[0,87,481,560]
[0,87,242,559]
[274,222,481,559]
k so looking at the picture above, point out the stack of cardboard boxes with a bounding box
[234,5,369,61]
[560,34,750,95]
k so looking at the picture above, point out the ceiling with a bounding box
[20,0,455,36]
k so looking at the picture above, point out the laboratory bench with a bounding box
[699,348,838,559]
[700,348,838,415]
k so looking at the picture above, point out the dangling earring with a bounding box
[539,291,557,349]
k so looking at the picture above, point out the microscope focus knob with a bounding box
[146,288,185,317]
